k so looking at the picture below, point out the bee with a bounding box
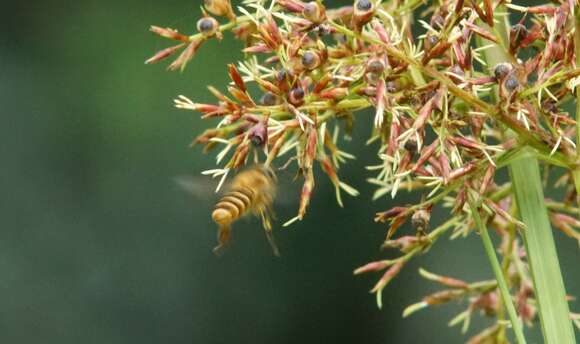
[212,165,280,256]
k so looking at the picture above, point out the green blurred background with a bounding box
[1,1,578,343]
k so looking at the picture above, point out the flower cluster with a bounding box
[147,0,580,341]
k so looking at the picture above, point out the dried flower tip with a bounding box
[289,86,306,105]
[260,92,279,106]
[504,75,519,92]
[149,26,190,42]
[509,24,528,51]
[301,51,321,70]
[430,14,445,29]
[386,81,398,93]
[145,43,186,64]
[493,63,512,81]
[424,34,439,51]
[203,0,235,21]
[302,2,326,23]
[197,17,220,36]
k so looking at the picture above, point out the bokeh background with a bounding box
[1,1,578,343]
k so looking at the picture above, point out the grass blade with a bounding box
[510,153,576,343]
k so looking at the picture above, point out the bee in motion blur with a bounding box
[212,165,280,256]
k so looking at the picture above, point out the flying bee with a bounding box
[211,164,280,256]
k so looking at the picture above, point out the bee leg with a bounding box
[266,203,277,221]
[260,210,280,257]
[213,225,231,256]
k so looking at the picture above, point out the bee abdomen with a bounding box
[227,188,253,208]
[212,187,255,226]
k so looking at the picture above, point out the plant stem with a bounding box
[468,200,527,344]
[509,154,576,343]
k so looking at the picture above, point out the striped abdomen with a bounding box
[212,186,255,227]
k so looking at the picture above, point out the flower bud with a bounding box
[302,2,326,23]
[197,17,219,37]
[203,0,235,21]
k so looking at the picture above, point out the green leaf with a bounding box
[509,152,576,344]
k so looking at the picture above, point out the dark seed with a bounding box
[251,135,264,146]
[276,69,287,82]
[367,59,385,75]
[301,51,319,69]
[260,92,278,106]
[404,139,417,153]
[504,76,519,92]
[249,123,268,147]
[197,18,216,33]
[356,0,373,12]
[291,87,304,99]
[493,63,512,80]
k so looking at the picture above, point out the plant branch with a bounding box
[468,199,526,344]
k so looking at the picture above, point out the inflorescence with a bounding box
[147,0,580,341]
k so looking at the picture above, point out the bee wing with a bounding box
[173,175,219,200]
[270,168,300,206]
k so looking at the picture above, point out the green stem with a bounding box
[509,154,576,343]
[468,200,527,344]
